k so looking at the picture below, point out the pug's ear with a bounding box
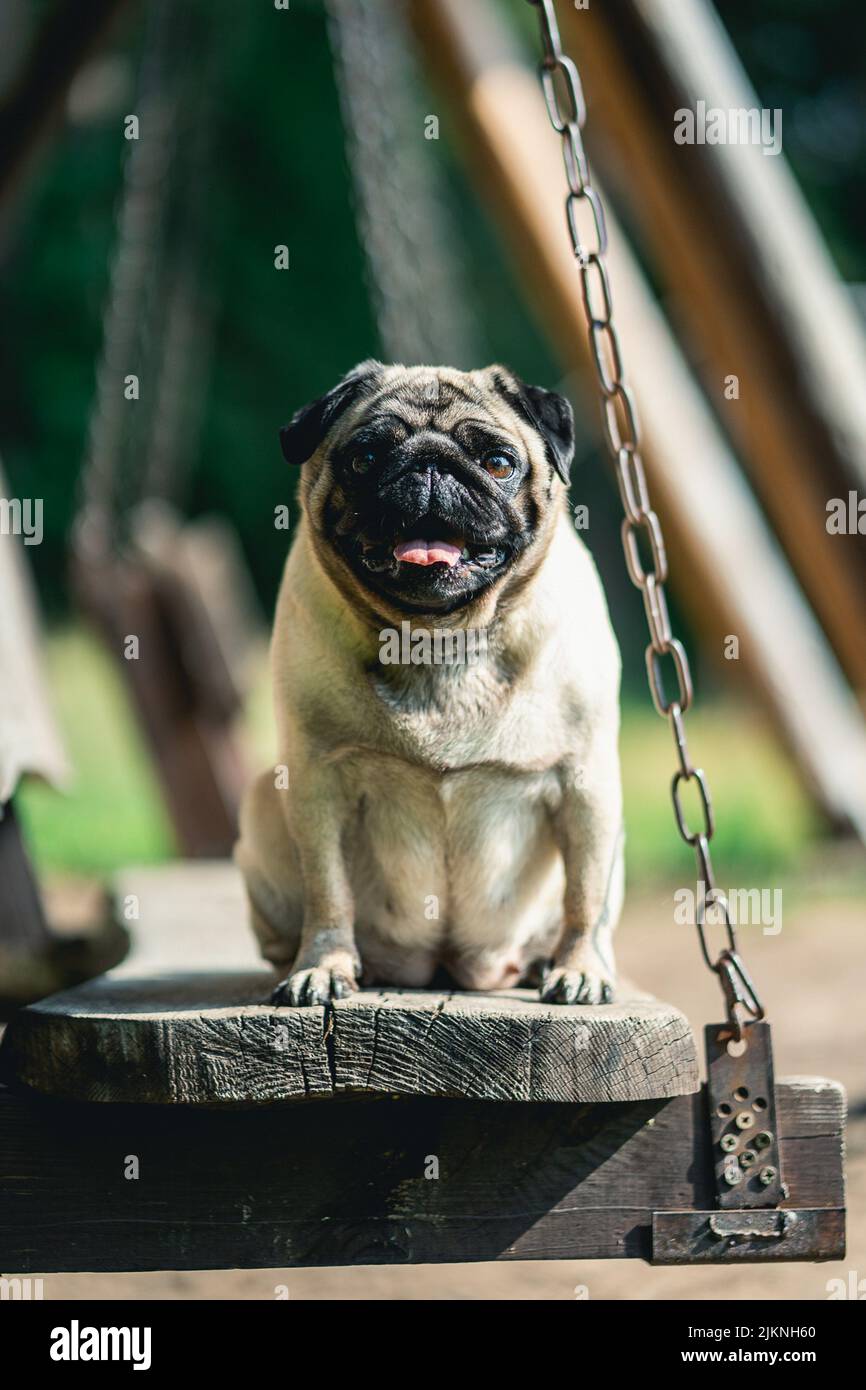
[491,369,575,485]
[280,359,383,465]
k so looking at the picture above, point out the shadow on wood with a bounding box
[0,1078,844,1272]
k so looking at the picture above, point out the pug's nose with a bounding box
[406,456,441,493]
[401,431,462,475]
[381,446,438,488]
[377,462,433,515]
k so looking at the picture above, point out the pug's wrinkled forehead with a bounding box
[280,361,574,485]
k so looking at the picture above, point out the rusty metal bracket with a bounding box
[652,1207,845,1264]
[651,1021,845,1263]
[705,1020,784,1208]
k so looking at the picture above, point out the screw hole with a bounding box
[717,1103,732,1117]
[726,1038,747,1058]
[734,1086,749,1101]
[753,1096,768,1110]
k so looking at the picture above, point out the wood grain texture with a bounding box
[0,981,699,1106]
[0,862,699,1105]
[0,1078,844,1272]
[333,988,698,1103]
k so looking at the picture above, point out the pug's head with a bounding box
[281,362,574,618]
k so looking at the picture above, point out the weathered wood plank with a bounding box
[1,975,333,1104]
[334,988,698,1103]
[0,978,698,1106]
[0,863,699,1104]
[0,1079,844,1273]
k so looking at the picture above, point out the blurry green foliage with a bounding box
[6,0,861,624]
[722,0,866,281]
[17,629,173,871]
[0,0,862,668]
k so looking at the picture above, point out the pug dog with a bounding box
[235,361,624,1007]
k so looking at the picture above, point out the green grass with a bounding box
[17,627,819,881]
[620,701,818,883]
[17,629,174,873]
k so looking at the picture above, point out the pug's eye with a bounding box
[483,453,515,480]
[351,448,377,474]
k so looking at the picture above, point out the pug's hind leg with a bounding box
[235,769,303,985]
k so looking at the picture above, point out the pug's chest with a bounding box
[346,753,563,944]
[345,764,563,987]
[364,659,576,772]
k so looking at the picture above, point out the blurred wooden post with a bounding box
[0,474,68,980]
[559,0,866,701]
[410,0,866,838]
[72,541,249,860]
[0,807,49,958]
[0,0,131,211]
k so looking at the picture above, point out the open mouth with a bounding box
[391,536,504,571]
[356,523,506,577]
[394,537,464,567]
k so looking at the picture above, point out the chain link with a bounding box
[527,0,764,1035]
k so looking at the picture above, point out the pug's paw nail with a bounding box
[539,967,615,1006]
[271,966,358,1007]
[270,977,293,1006]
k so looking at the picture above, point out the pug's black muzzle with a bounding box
[327,441,526,612]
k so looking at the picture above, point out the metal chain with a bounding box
[527,0,764,1036]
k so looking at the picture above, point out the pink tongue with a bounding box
[394,538,462,567]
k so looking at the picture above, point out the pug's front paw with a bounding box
[271,960,359,1007]
[539,964,615,1006]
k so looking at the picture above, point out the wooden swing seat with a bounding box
[0,863,845,1272]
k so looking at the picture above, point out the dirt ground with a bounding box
[25,876,866,1300]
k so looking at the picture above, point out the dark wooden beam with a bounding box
[0,1078,844,1272]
